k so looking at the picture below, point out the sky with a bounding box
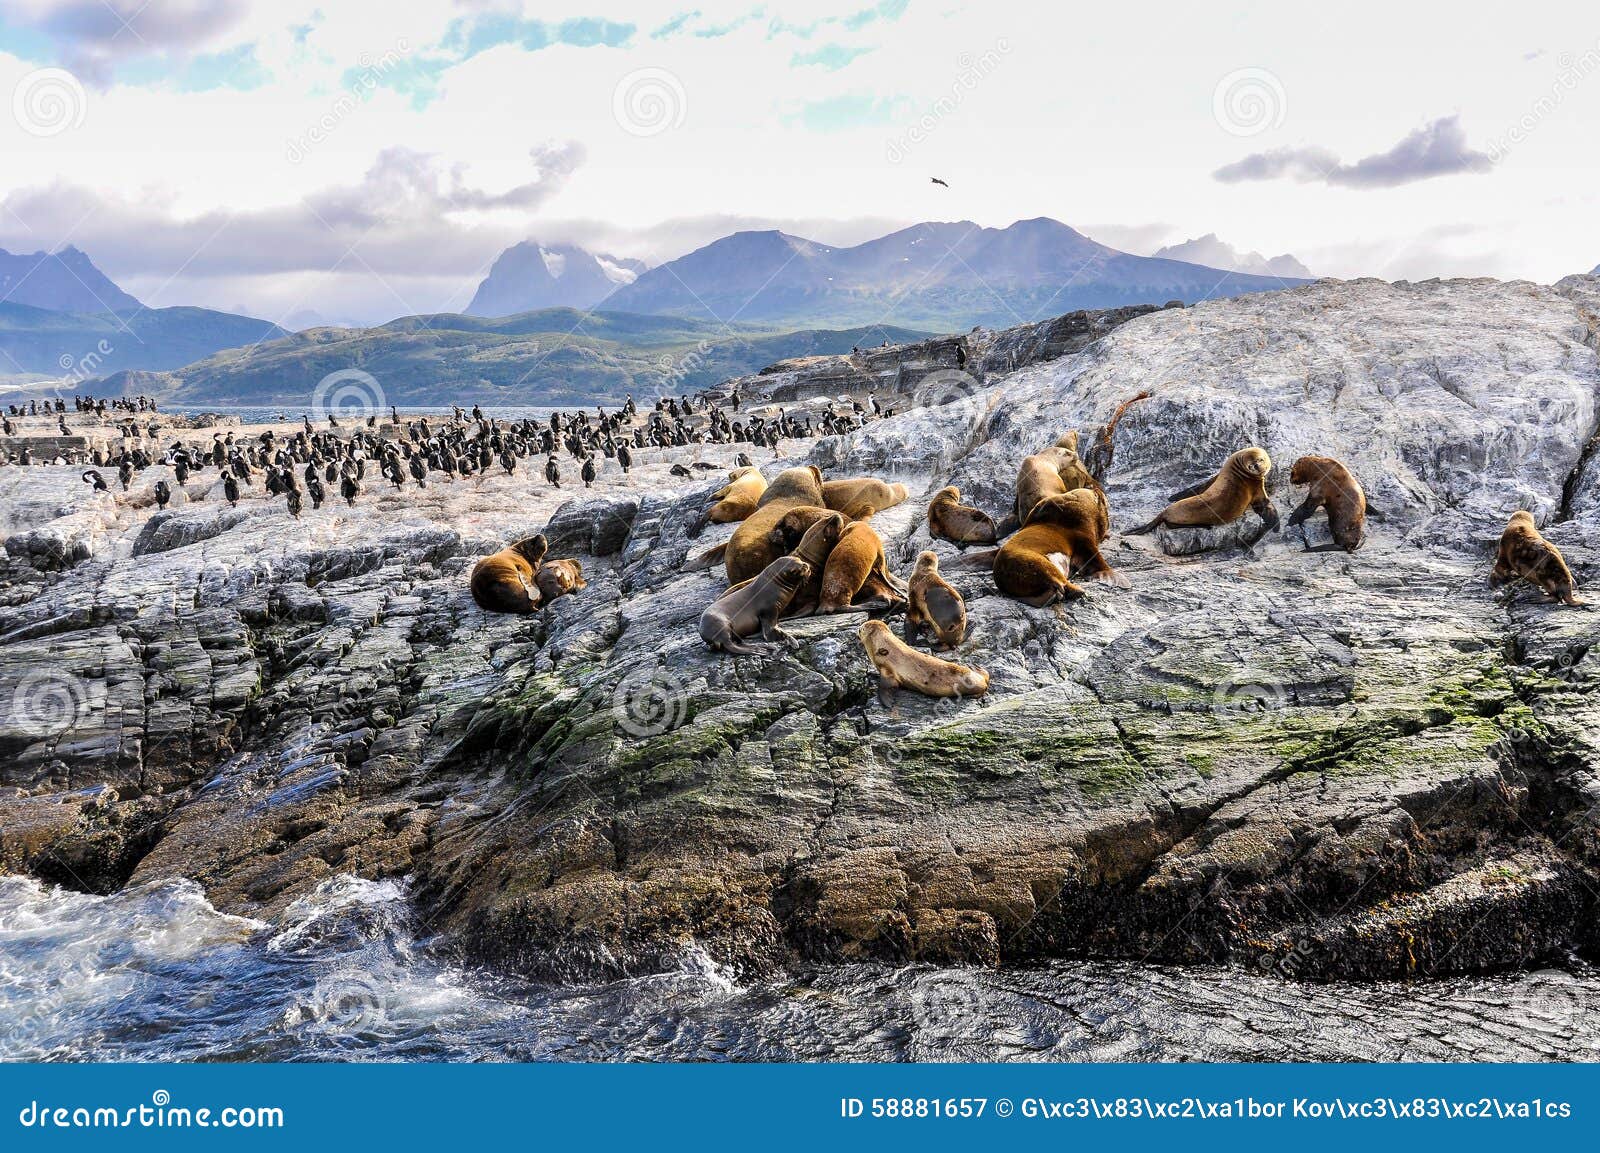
[0,0,1597,327]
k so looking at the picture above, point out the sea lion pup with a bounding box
[469,533,549,614]
[927,486,997,548]
[905,551,967,649]
[822,477,909,518]
[721,465,827,584]
[699,556,813,654]
[1010,431,1102,530]
[858,620,989,705]
[1491,511,1586,606]
[1081,390,1153,481]
[1286,455,1367,552]
[994,488,1126,607]
[1126,446,1279,536]
[687,466,768,538]
[534,558,587,605]
[759,508,847,616]
[817,521,907,614]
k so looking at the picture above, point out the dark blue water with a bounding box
[2,875,1596,1062]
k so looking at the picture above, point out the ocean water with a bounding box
[1,874,1595,1063]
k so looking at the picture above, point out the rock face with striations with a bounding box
[4,276,1600,985]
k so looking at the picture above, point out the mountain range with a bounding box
[1152,233,1313,279]
[591,218,1307,329]
[0,246,142,314]
[466,242,646,316]
[0,301,288,379]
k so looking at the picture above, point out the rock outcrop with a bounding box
[4,276,1600,985]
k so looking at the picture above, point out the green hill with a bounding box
[100,309,930,407]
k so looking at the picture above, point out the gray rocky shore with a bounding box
[4,275,1600,984]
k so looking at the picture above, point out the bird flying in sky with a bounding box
[930,176,949,187]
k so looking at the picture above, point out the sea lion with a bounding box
[858,620,989,704]
[1012,431,1102,530]
[904,551,966,650]
[927,486,997,549]
[1126,447,1278,536]
[533,558,587,604]
[699,555,813,654]
[688,466,768,538]
[758,508,847,616]
[1491,511,1586,606]
[723,466,827,584]
[1081,390,1153,481]
[469,533,549,614]
[1286,455,1366,552]
[817,521,907,614]
[994,488,1127,607]
[822,477,909,518]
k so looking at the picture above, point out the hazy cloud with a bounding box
[1214,116,1493,190]
[4,0,253,84]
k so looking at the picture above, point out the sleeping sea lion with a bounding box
[1491,511,1586,605]
[822,477,909,518]
[905,551,966,649]
[1286,455,1366,552]
[1126,447,1278,536]
[688,466,768,538]
[469,533,549,614]
[858,619,989,704]
[817,521,907,614]
[699,555,813,653]
[533,558,587,604]
[994,488,1126,607]
[927,486,997,548]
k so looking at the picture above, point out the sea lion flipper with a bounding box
[1167,475,1215,503]
[684,542,729,571]
[1285,495,1321,528]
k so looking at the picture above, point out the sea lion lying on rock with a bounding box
[723,465,827,584]
[1127,446,1278,541]
[858,620,989,704]
[1286,455,1366,552]
[994,489,1125,607]
[688,466,768,538]
[822,477,909,518]
[469,533,548,614]
[817,521,907,614]
[927,486,997,549]
[1491,511,1586,605]
[700,555,813,653]
[1011,431,1102,530]
[723,509,846,618]
[904,551,966,649]
[533,558,587,605]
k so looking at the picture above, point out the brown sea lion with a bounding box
[1082,390,1153,480]
[723,466,827,584]
[817,521,907,614]
[1127,447,1278,536]
[1286,455,1366,552]
[700,555,813,653]
[822,477,909,518]
[858,619,989,705]
[927,486,997,549]
[688,466,768,537]
[994,489,1127,607]
[1012,431,1103,530]
[905,551,966,650]
[533,558,587,604]
[1491,511,1586,605]
[469,533,548,614]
